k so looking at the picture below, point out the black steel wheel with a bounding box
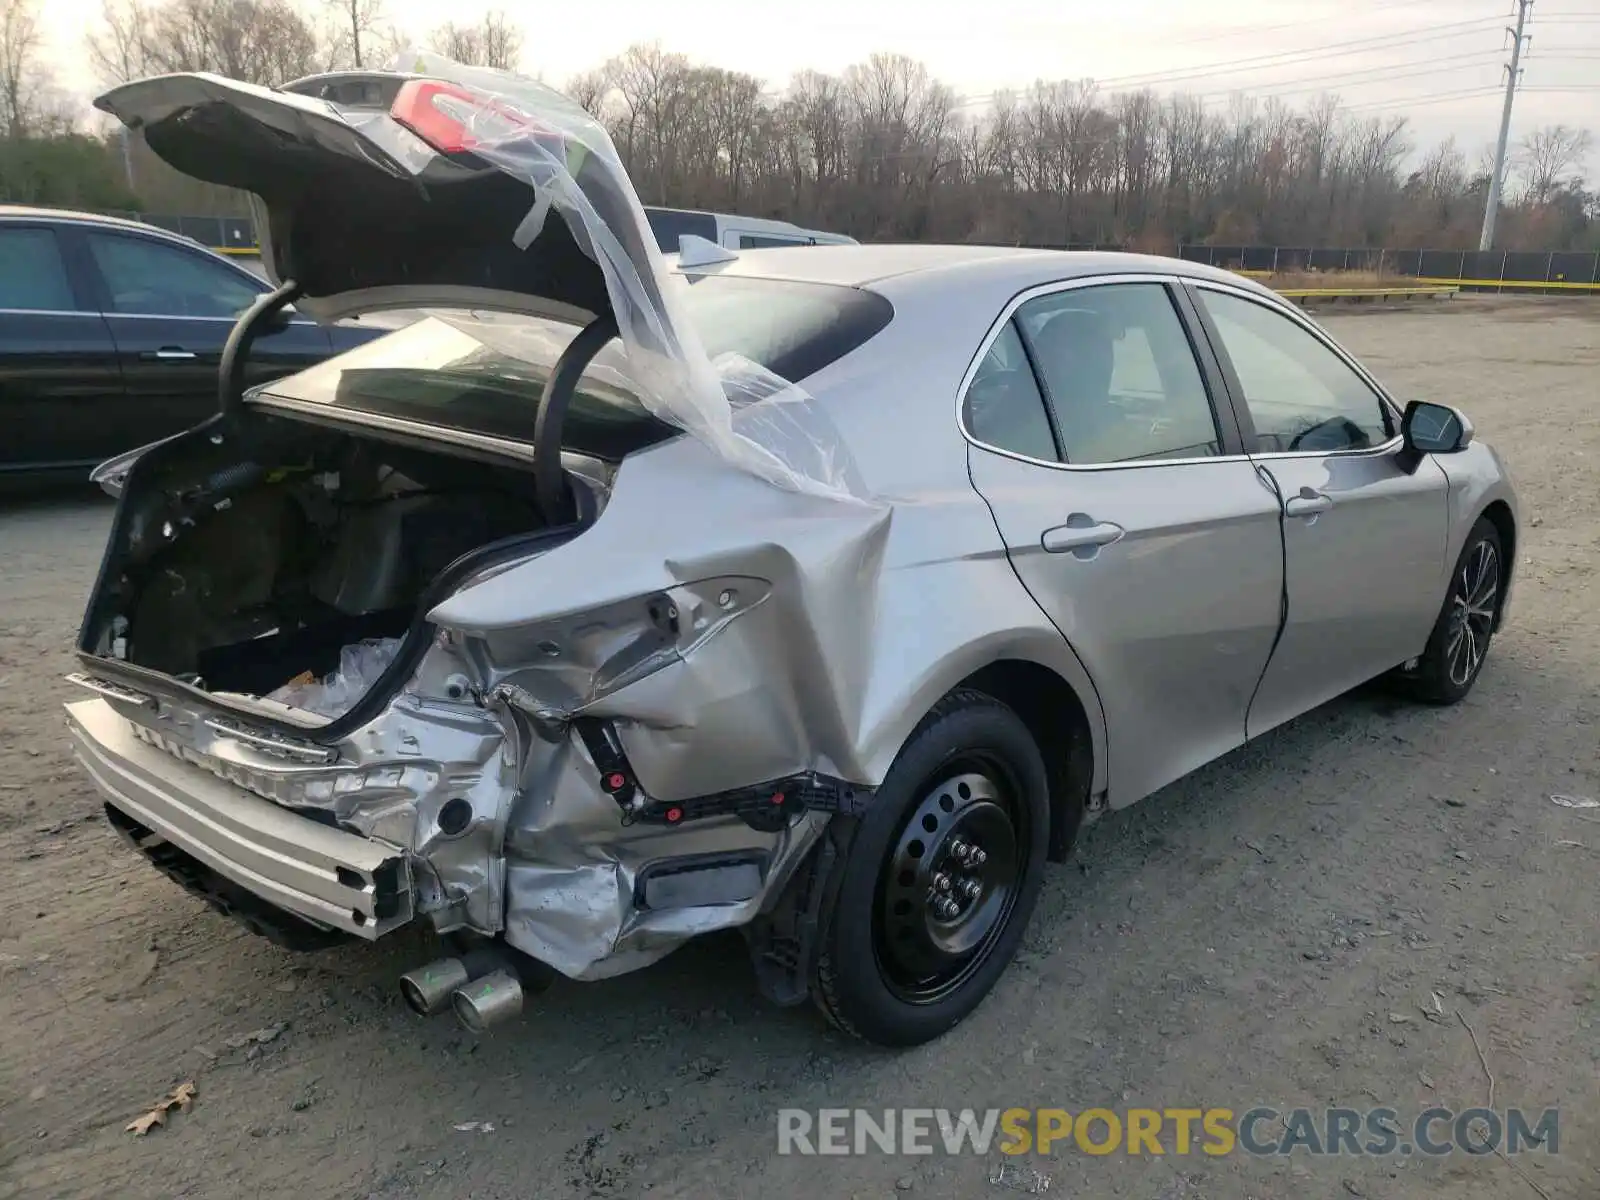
[1403,516,1505,705]
[875,763,1025,1005]
[811,689,1052,1047]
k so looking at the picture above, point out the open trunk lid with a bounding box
[93,53,866,506]
[93,69,651,332]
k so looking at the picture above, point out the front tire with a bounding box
[811,689,1050,1047]
[1404,517,1504,704]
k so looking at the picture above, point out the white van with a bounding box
[643,206,857,252]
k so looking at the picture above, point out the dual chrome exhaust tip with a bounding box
[399,949,525,1033]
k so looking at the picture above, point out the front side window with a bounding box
[1016,283,1221,465]
[1196,288,1392,453]
[963,322,1059,461]
[86,233,261,319]
[0,227,78,311]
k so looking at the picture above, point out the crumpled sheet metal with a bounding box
[94,56,873,507]
[500,719,828,980]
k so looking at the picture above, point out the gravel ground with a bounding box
[1,297,1596,1200]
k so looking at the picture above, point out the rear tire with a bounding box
[811,689,1050,1047]
[1402,517,1503,705]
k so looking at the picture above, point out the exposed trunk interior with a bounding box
[81,410,581,723]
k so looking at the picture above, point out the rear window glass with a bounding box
[256,275,893,461]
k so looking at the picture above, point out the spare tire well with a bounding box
[959,661,1093,863]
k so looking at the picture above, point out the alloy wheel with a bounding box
[1446,539,1499,687]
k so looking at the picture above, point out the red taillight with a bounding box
[389,78,561,158]
[390,79,485,153]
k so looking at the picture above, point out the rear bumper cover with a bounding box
[67,698,412,939]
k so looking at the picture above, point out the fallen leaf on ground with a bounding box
[125,1081,197,1135]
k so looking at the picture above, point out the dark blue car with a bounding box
[0,206,387,485]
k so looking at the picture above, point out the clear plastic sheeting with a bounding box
[93,56,873,504]
[267,637,403,719]
[386,49,874,507]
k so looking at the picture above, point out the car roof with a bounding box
[680,242,1272,299]
[0,204,166,234]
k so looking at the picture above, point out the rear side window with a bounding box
[0,227,78,311]
[1016,283,1221,465]
[644,208,718,253]
[964,322,1058,462]
[257,276,893,461]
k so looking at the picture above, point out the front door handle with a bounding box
[140,347,196,361]
[1042,516,1125,558]
[1285,487,1333,519]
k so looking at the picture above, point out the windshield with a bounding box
[257,275,892,461]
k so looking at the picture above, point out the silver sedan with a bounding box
[73,70,1517,1050]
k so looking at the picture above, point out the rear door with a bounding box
[965,276,1286,807]
[1188,283,1450,737]
[69,225,335,452]
[0,222,124,477]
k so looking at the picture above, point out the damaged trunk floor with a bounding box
[2,300,1597,1200]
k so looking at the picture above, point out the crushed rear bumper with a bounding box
[68,698,412,941]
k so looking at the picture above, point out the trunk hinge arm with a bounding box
[219,278,304,420]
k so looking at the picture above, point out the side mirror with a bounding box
[1402,400,1474,455]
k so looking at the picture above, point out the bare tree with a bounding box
[26,27,1600,253]
[86,0,150,86]
[85,0,318,87]
[428,10,522,71]
[321,0,383,70]
[1,0,44,137]
[1514,124,1593,205]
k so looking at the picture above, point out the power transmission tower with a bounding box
[1479,0,1534,251]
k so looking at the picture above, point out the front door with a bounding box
[1189,284,1451,737]
[71,227,334,455]
[965,278,1286,807]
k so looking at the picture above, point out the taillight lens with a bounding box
[389,78,563,158]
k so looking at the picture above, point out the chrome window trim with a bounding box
[104,311,318,326]
[1186,278,1404,459]
[0,307,98,318]
[956,271,1405,473]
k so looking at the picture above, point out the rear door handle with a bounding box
[1042,517,1125,558]
[1284,488,1333,519]
[140,347,196,361]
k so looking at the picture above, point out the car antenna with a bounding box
[675,234,739,271]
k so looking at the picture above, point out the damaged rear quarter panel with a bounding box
[428,322,1110,805]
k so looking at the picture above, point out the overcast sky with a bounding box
[35,0,1600,164]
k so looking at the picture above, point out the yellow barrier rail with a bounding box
[1276,286,1457,298]
[1234,267,1600,292]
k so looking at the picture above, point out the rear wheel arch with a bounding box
[957,659,1095,863]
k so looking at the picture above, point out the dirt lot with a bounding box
[1,297,1596,1200]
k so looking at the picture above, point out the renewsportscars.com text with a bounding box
[775,1106,1560,1158]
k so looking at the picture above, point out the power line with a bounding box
[1084,16,1507,89]
[1133,0,1503,50]
[1202,51,1505,101]
[952,16,1506,108]
[1343,86,1505,111]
